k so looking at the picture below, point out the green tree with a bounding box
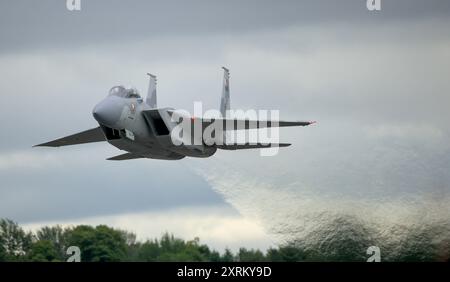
[28,240,60,262]
[137,239,161,261]
[64,225,127,262]
[208,250,222,262]
[221,248,235,262]
[0,219,33,261]
[0,242,5,261]
[136,233,218,262]
[35,225,66,260]
[156,233,209,261]
[266,244,305,262]
[237,248,266,262]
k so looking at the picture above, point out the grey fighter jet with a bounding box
[34,68,314,160]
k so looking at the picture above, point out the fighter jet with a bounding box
[34,68,314,160]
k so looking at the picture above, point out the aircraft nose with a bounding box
[92,99,122,127]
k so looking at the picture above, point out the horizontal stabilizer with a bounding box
[217,143,291,150]
[34,127,105,147]
[107,153,144,161]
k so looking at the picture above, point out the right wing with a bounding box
[169,110,315,130]
[34,127,106,147]
[201,118,314,130]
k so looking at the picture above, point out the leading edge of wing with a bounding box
[33,127,106,147]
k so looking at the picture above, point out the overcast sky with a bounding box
[0,0,449,252]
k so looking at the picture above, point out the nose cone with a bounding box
[93,99,122,127]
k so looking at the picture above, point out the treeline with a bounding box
[0,218,303,262]
[2,218,448,262]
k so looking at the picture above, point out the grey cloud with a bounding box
[0,146,226,222]
[1,0,449,53]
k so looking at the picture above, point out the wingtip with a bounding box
[279,143,292,147]
[32,142,59,147]
[32,143,47,148]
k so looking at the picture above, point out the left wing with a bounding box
[217,143,291,150]
[107,152,143,161]
[34,127,105,147]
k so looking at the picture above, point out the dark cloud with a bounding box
[0,0,449,53]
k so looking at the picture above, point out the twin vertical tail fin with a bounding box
[220,67,230,117]
[220,67,231,144]
[145,68,229,112]
[146,73,157,108]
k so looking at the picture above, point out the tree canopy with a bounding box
[0,218,447,262]
[0,218,277,262]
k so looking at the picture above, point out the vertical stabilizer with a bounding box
[220,67,230,117]
[146,73,157,108]
[220,67,231,145]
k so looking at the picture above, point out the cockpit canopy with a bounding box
[108,86,141,99]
